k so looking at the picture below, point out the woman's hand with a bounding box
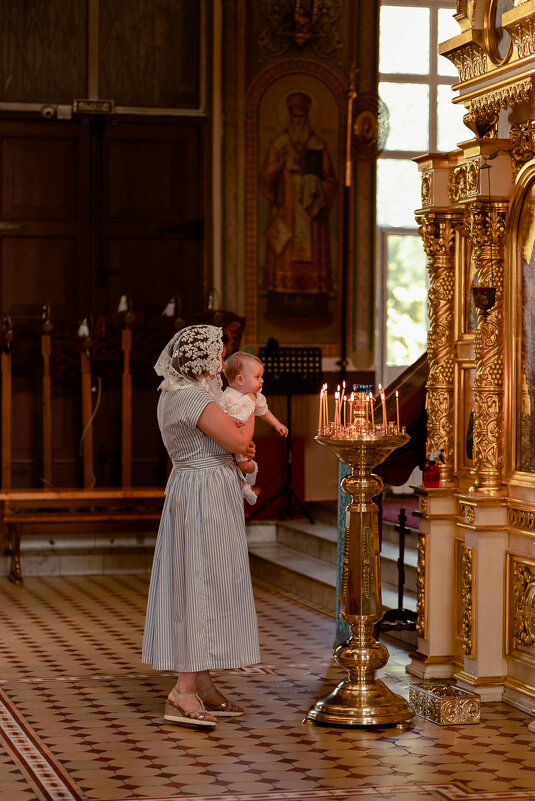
[243,440,256,461]
[197,403,255,453]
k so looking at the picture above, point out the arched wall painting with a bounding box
[245,61,347,356]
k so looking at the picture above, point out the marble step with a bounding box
[247,539,417,617]
[248,541,336,611]
[276,519,338,565]
[273,518,418,594]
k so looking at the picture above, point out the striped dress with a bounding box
[142,383,260,672]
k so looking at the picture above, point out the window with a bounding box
[377,1,464,382]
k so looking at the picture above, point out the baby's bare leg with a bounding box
[238,458,256,475]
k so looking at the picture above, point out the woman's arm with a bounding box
[197,402,255,453]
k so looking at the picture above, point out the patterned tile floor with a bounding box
[1,575,535,801]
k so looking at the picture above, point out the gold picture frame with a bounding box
[506,160,535,483]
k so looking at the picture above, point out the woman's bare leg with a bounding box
[197,670,244,713]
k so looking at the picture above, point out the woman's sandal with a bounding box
[199,684,244,717]
[164,692,217,729]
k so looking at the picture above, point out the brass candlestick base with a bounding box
[307,433,414,727]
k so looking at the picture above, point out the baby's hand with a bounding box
[277,423,288,438]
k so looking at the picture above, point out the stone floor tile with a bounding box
[4,574,535,801]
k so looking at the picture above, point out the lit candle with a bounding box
[334,390,340,427]
[318,386,324,432]
[395,390,400,432]
[378,384,387,428]
[324,384,329,429]
[343,395,348,428]
[370,393,375,427]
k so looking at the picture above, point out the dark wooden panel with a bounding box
[2,237,77,318]
[2,136,78,221]
[104,126,201,222]
[106,238,187,313]
[100,121,205,316]
[106,140,181,221]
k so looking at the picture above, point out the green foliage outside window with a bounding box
[386,235,428,366]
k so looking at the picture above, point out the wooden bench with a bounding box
[0,487,165,584]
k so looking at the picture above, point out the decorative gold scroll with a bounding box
[510,121,535,179]
[512,561,535,649]
[506,553,535,666]
[454,537,464,642]
[466,200,509,493]
[508,506,535,535]
[449,162,480,203]
[462,544,475,657]
[421,172,433,207]
[417,210,465,484]
[447,42,488,82]
[467,78,533,117]
[416,532,427,639]
[510,16,535,59]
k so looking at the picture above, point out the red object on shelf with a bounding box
[245,436,305,520]
[422,461,440,488]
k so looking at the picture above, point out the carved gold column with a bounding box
[417,210,465,486]
[467,200,508,494]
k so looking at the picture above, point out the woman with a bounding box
[142,325,260,729]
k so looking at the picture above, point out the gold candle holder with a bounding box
[307,432,414,727]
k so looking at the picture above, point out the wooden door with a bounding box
[0,116,206,487]
[0,119,91,486]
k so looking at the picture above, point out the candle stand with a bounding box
[307,430,414,727]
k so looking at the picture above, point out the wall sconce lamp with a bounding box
[471,149,507,322]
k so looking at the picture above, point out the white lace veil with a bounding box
[154,324,224,399]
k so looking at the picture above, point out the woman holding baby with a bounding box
[142,325,262,730]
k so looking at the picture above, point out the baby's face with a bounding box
[239,359,264,395]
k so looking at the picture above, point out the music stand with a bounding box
[247,345,322,523]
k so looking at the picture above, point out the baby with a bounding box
[221,351,288,505]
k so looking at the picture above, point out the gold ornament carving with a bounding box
[258,0,343,58]
[467,78,533,117]
[467,201,508,492]
[417,211,464,484]
[448,162,480,202]
[421,172,432,206]
[409,683,480,725]
[462,544,474,656]
[463,111,500,139]
[508,506,535,533]
[419,496,428,514]
[510,17,535,59]
[416,533,427,639]
[512,562,535,649]
[510,121,535,179]
[465,506,475,524]
[463,109,499,140]
[447,42,488,82]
